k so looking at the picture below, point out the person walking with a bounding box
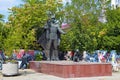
[20,53,28,69]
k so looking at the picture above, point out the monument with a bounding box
[31,14,112,78]
[38,14,65,61]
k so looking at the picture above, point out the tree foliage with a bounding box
[0,14,5,50]
[3,0,63,55]
[103,8,120,51]
[60,0,107,52]
[0,0,120,55]
[60,0,120,52]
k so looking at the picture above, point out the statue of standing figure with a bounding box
[38,14,65,61]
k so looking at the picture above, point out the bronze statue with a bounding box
[38,15,65,61]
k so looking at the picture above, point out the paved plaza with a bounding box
[0,69,120,80]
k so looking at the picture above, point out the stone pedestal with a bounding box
[30,61,112,78]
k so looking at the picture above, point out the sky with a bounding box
[0,0,70,22]
[0,0,24,22]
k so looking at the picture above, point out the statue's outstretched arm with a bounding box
[57,25,66,34]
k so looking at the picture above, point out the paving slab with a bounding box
[0,69,120,80]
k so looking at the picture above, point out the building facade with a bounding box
[111,0,120,9]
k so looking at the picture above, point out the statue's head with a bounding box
[51,14,55,19]
[47,11,59,24]
[50,14,56,23]
[47,11,55,19]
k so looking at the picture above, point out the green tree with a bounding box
[102,8,120,51]
[0,14,4,21]
[0,14,5,50]
[60,0,110,52]
[3,0,63,55]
